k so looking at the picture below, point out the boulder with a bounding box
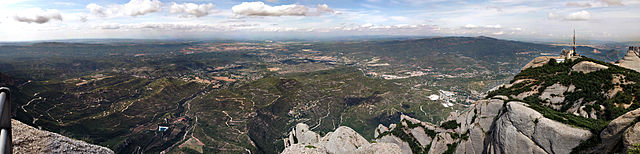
[623,122,640,153]
[294,123,320,145]
[320,126,369,154]
[532,118,591,154]
[600,108,640,145]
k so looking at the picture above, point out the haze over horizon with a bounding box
[1,0,639,42]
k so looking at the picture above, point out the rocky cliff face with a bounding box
[281,55,640,154]
[281,123,402,154]
[617,46,640,72]
[12,119,114,154]
[282,96,640,154]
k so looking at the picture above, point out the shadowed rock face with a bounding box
[12,119,114,154]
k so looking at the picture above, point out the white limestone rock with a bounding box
[572,61,608,73]
[623,122,640,153]
[319,126,369,154]
[12,119,114,154]
[617,48,640,72]
[355,143,402,154]
[375,135,411,154]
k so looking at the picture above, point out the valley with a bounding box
[0,37,623,153]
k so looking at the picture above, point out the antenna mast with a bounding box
[573,29,576,55]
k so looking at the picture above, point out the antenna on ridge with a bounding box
[573,29,576,55]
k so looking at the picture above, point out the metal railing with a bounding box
[0,87,11,154]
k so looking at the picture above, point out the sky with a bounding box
[0,0,639,42]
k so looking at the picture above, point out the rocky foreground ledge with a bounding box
[12,119,114,154]
[282,96,640,154]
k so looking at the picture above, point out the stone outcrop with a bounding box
[282,123,402,154]
[12,119,114,154]
[616,46,640,72]
[623,122,640,153]
[572,61,608,73]
[282,97,602,154]
[521,56,561,70]
[589,108,640,153]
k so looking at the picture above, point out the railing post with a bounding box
[0,87,11,154]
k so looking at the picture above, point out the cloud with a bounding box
[231,2,334,16]
[86,0,162,17]
[600,0,623,6]
[564,10,591,21]
[170,3,216,17]
[566,2,592,7]
[565,0,623,8]
[80,16,88,22]
[96,24,120,29]
[13,8,62,24]
[463,24,501,29]
[547,12,558,19]
[86,3,108,17]
[361,23,374,28]
[316,4,334,13]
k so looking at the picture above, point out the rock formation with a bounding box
[616,46,640,72]
[282,123,402,154]
[572,61,608,73]
[12,119,114,154]
[281,97,606,154]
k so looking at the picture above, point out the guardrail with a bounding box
[0,87,11,154]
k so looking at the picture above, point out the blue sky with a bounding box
[0,0,639,42]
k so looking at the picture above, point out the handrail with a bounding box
[0,87,11,154]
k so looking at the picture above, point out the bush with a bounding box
[440,120,460,130]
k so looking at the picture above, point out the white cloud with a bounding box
[547,12,558,19]
[600,0,623,6]
[13,8,62,24]
[463,24,501,29]
[231,2,333,16]
[316,4,334,13]
[232,2,307,16]
[564,10,591,21]
[170,3,216,17]
[566,0,623,8]
[566,2,592,7]
[86,3,108,17]
[484,24,502,28]
[86,0,162,17]
[464,24,478,28]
